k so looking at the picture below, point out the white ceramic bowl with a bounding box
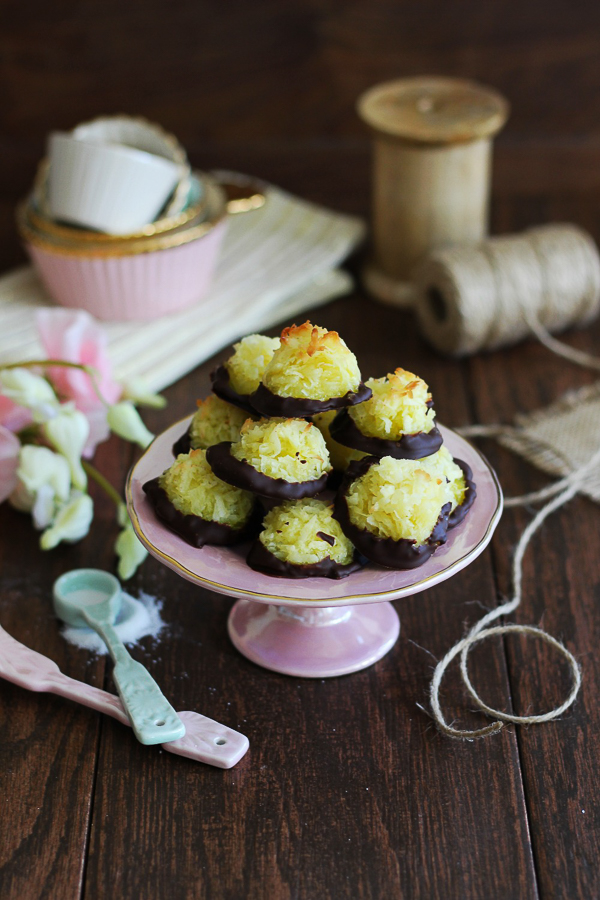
[71,115,191,216]
[48,131,185,235]
[32,161,208,241]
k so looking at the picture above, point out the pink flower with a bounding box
[0,395,32,433]
[36,309,122,455]
[0,426,21,503]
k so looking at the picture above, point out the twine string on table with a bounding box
[522,306,600,373]
[428,456,596,739]
[429,433,600,740]
[417,223,600,737]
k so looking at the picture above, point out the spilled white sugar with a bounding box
[61,591,165,655]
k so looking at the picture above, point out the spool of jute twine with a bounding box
[414,223,600,357]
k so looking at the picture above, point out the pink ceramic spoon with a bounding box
[0,624,249,769]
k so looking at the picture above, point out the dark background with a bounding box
[1,3,600,899]
[3,0,600,260]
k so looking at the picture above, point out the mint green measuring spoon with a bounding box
[53,569,185,746]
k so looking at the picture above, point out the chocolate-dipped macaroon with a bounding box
[251,321,372,418]
[418,446,477,528]
[206,417,332,500]
[333,455,453,569]
[312,408,367,489]
[247,498,365,579]
[172,395,251,456]
[330,368,442,460]
[143,449,259,548]
[211,333,280,414]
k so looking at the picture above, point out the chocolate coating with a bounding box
[325,468,344,491]
[332,456,450,569]
[448,459,477,528]
[329,408,443,460]
[250,381,372,418]
[206,441,330,500]
[172,426,192,457]
[246,539,366,579]
[210,365,258,415]
[142,477,260,548]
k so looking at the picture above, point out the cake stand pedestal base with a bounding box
[228,599,400,678]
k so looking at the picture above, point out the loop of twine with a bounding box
[409,222,600,738]
[429,466,591,740]
[429,378,600,740]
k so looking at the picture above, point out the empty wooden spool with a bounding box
[357,76,509,307]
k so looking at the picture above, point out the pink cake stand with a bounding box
[126,419,502,678]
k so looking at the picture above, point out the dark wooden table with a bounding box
[2,3,600,898]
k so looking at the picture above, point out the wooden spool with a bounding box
[357,76,509,307]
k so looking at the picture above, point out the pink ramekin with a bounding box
[18,175,227,322]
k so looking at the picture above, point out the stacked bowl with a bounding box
[17,116,228,321]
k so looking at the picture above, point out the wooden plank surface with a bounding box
[1,178,596,898]
[1,1,600,897]
[66,304,537,900]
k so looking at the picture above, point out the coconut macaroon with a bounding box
[206,417,332,500]
[173,395,250,456]
[418,446,477,527]
[251,321,371,417]
[211,333,280,413]
[334,456,452,569]
[313,409,366,473]
[143,449,259,548]
[247,499,364,579]
[330,368,443,460]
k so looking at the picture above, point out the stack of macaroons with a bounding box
[144,321,477,578]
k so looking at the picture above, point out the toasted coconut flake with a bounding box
[225,334,280,396]
[231,417,332,483]
[261,321,361,400]
[345,455,447,544]
[313,409,367,471]
[260,499,355,565]
[189,395,251,449]
[418,446,466,511]
[159,449,254,527]
[349,368,435,439]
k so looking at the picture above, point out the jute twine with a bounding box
[418,223,600,738]
[414,223,600,357]
[428,442,597,739]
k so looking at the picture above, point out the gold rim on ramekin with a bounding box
[31,160,208,241]
[17,176,227,258]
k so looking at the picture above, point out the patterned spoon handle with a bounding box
[0,624,249,768]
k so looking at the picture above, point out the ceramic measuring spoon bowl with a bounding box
[53,568,185,746]
[53,568,122,628]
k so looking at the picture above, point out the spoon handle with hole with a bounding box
[84,614,185,745]
[0,625,248,767]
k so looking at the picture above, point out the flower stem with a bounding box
[82,460,124,512]
[0,359,109,406]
